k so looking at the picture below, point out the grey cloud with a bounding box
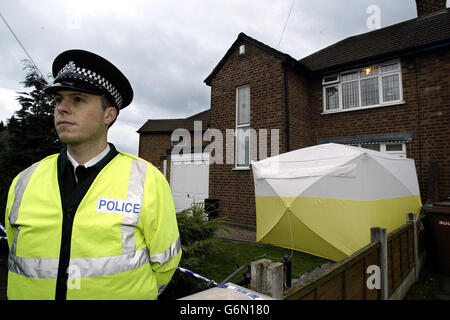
[0,0,423,156]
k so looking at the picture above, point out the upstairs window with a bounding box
[236,85,250,167]
[323,60,403,113]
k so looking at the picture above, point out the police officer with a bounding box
[5,49,182,300]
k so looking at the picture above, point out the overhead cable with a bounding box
[277,0,296,50]
[0,11,43,77]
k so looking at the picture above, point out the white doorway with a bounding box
[170,153,209,213]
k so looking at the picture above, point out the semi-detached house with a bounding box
[138,0,450,231]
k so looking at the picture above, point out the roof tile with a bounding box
[300,9,450,72]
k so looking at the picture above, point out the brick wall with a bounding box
[209,40,291,229]
[139,130,209,185]
[286,69,314,150]
[408,47,450,201]
[310,46,450,202]
[138,133,171,182]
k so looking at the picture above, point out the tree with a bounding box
[0,121,6,152]
[0,61,62,225]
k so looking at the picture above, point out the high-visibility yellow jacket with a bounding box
[5,151,181,300]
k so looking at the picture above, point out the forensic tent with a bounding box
[251,143,422,261]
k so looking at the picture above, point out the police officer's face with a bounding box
[53,91,116,146]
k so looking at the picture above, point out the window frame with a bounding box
[235,85,251,169]
[323,85,340,112]
[341,71,360,110]
[350,142,407,158]
[322,60,403,114]
[322,74,340,85]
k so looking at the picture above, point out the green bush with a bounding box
[159,202,227,300]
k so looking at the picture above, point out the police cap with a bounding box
[45,49,133,110]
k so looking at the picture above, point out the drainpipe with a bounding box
[283,61,290,153]
[414,57,424,200]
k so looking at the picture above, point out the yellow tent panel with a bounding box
[252,144,422,261]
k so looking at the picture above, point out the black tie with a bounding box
[75,165,89,183]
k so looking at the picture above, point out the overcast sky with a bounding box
[0,0,423,156]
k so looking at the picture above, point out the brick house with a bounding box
[138,109,209,182]
[138,0,449,230]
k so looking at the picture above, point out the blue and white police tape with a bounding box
[0,223,6,241]
[177,266,263,300]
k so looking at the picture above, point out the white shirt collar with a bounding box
[67,144,111,170]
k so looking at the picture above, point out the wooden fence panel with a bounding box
[408,227,414,267]
[388,236,401,293]
[284,241,381,300]
[284,218,420,301]
[400,231,409,278]
[344,259,365,300]
[300,290,315,300]
[364,248,380,300]
[387,238,393,296]
[317,274,343,300]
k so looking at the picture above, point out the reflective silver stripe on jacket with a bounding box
[150,237,181,266]
[9,157,152,279]
[9,162,40,226]
[9,254,59,279]
[120,159,147,255]
[9,163,40,261]
[9,248,150,279]
[69,248,150,278]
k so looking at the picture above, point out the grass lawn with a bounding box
[201,238,329,285]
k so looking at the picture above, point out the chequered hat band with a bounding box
[55,61,123,109]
